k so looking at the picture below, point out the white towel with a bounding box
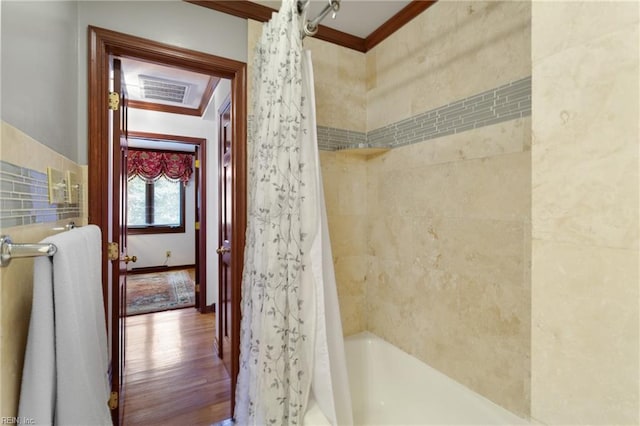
[19,225,112,425]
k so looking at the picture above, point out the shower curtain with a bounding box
[234,0,352,425]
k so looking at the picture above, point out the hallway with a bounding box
[122,309,231,425]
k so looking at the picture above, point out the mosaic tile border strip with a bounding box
[319,76,531,151]
[0,161,80,228]
[317,126,367,151]
[368,76,531,148]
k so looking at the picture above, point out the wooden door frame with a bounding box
[88,26,246,418]
[126,131,208,311]
[111,58,127,425]
[217,95,232,356]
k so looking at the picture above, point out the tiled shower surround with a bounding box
[317,76,531,151]
[0,160,80,228]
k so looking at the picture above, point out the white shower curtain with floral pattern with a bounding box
[234,1,352,425]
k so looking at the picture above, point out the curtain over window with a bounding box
[127,149,193,184]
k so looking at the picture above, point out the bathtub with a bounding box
[344,332,528,425]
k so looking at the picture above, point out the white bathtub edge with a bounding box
[344,331,530,425]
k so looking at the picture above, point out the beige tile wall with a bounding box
[531,2,639,424]
[366,0,531,131]
[303,36,366,133]
[0,122,85,417]
[302,31,368,335]
[319,151,368,336]
[362,1,532,417]
[366,118,531,417]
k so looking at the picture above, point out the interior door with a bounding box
[217,97,235,412]
[194,145,201,310]
[109,57,130,425]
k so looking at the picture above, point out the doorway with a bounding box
[88,26,246,424]
[125,132,205,316]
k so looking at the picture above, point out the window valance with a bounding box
[127,149,194,184]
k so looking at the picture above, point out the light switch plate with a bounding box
[47,167,66,204]
[66,170,80,204]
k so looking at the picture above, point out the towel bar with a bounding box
[0,221,82,267]
[0,235,58,268]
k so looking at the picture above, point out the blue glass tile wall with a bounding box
[0,161,81,228]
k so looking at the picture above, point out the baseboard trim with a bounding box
[128,264,196,275]
[201,303,216,314]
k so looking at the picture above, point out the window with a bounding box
[127,176,186,234]
[126,148,193,234]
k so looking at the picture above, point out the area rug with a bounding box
[126,269,195,316]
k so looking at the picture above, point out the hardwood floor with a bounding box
[122,308,231,425]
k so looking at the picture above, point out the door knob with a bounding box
[216,247,231,255]
[123,255,137,264]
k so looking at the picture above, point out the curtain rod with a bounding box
[298,0,341,37]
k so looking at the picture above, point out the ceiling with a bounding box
[120,57,219,117]
[187,0,435,52]
[255,0,412,38]
[121,0,428,117]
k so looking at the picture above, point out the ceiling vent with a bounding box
[138,75,191,103]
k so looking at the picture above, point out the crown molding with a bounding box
[185,0,437,53]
